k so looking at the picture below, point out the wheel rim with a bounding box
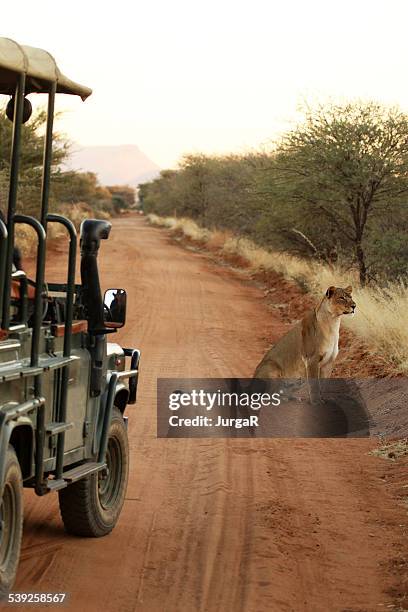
[0,483,17,571]
[98,435,123,510]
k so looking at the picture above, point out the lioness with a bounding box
[254,286,356,403]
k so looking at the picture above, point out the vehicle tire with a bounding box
[0,446,24,599]
[58,408,129,537]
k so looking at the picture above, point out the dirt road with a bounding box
[8,216,408,611]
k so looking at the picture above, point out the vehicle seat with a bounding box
[52,320,87,337]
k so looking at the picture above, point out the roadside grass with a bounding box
[147,213,408,374]
[371,439,408,460]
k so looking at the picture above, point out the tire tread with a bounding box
[58,408,129,538]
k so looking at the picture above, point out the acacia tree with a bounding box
[0,108,69,216]
[274,101,408,284]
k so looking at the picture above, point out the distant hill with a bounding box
[66,144,160,187]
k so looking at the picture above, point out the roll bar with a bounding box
[2,73,26,330]
[0,37,91,333]
[0,74,57,338]
[13,216,46,366]
[1,75,56,332]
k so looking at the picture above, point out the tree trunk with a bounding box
[355,242,367,285]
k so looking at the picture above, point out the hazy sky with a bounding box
[3,1,408,168]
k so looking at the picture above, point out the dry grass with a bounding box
[14,203,111,256]
[371,439,408,460]
[147,214,211,242]
[57,202,111,229]
[15,224,38,258]
[147,213,408,373]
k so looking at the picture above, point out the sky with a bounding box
[2,0,408,169]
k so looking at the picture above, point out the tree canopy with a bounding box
[140,100,408,285]
[271,101,408,284]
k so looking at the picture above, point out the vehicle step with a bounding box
[1,355,80,382]
[45,478,68,492]
[45,421,73,435]
[62,462,106,483]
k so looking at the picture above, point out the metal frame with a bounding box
[98,363,139,463]
[2,73,26,330]
[40,83,56,228]
[123,348,141,404]
[13,215,46,493]
[13,216,46,366]
[4,79,58,493]
[46,214,77,479]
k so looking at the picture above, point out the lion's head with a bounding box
[325,285,356,317]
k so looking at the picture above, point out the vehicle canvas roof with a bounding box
[0,37,92,100]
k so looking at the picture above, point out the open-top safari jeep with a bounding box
[0,38,140,596]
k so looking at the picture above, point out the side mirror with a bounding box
[103,288,127,329]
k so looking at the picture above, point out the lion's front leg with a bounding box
[305,358,322,405]
[319,356,337,399]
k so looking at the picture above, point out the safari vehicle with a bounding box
[0,38,140,596]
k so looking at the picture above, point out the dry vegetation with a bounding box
[15,202,111,257]
[147,213,408,374]
[371,439,408,460]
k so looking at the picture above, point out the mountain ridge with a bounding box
[66,144,160,187]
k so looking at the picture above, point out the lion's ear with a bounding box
[326,286,336,298]
[345,285,353,294]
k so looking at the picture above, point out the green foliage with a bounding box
[51,169,113,214]
[140,100,408,284]
[106,185,135,209]
[111,195,125,214]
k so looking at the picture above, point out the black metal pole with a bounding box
[98,373,118,463]
[0,220,8,329]
[40,83,56,228]
[2,73,26,330]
